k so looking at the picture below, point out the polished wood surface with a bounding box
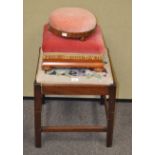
[106,85,116,147]
[42,55,102,62]
[42,61,104,71]
[34,82,42,147]
[48,24,96,41]
[42,125,107,132]
[42,58,103,63]
[42,84,110,95]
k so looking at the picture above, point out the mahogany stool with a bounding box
[34,48,116,148]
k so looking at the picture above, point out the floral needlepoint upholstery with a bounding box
[36,49,113,85]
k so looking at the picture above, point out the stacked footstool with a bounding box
[34,7,117,148]
[41,7,106,71]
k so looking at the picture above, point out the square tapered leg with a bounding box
[100,95,105,105]
[106,85,116,147]
[34,82,42,147]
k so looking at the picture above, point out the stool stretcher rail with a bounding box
[41,125,107,132]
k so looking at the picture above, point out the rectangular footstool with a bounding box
[34,48,116,147]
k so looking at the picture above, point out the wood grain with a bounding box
[42,125,107,132]
[48,24,96,40]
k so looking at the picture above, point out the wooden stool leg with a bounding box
[106,85,116,147]
[100,95,105,105]
[42,95,46,104]
[34,82,42,148]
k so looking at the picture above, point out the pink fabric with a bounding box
[49,7,96,33]
[42,24,106,54]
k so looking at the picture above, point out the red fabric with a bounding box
[49,7,96,33]
[42,24,106,54]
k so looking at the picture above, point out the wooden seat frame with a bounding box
[34,49,116,148]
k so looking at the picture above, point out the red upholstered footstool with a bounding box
[42,24,106,53]
[42,24,106,71]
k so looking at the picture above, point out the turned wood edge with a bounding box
[48,24,97,41]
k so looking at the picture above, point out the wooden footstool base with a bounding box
[34,49,116,148]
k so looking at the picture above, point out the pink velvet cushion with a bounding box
[42,24,106,54]
[49,7,96,33]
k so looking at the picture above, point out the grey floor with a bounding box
[23,98,132,155]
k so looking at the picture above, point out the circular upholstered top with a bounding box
[49,7,96,34]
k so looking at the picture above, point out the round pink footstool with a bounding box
[48,7,97,40]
